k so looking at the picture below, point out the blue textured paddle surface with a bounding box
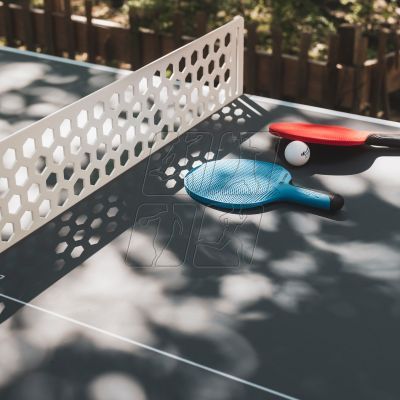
[184,159,291,209]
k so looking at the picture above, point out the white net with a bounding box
[0,16,244,253]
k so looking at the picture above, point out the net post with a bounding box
[234,15,244,96]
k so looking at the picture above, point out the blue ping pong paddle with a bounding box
[184,159,344,212]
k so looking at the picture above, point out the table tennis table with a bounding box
[1,30,400,400]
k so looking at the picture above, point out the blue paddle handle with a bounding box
[280,184,344,212]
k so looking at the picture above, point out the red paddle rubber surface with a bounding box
[268,122,369,146]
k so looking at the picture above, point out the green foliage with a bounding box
[269,0,335,56]
[126,0,219,34]
[117,0,400,59]
[334,0,399,27]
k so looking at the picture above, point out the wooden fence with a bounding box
[1,0,399,118]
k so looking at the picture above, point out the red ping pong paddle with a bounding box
[269,122,400,147]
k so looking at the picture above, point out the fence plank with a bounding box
[246,23,257,94]
[338,24,359,65]
[64,0,75,59]
[195,11,207,37]
[104,33,114,65]
[352,29,367,113]
[43,0,55,54]
[172,11,183,49]
[324,33,339,108]
[129,8,142,70]
[53,0,64,12]
[85,0,95,62]
[3,0,15,46]
[21,0,34,50]
[393,27,399,68]
[297,31,312,101]
[381,30,391,119]
[152,10,162,59]
[271,27,283,98]
[371,29,389,117]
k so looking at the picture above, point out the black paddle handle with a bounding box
[366,134,400,147]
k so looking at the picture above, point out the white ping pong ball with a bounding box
[284,141,310,166]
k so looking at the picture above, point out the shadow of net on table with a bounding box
[0,95,273,318]
[1,96,400,400]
